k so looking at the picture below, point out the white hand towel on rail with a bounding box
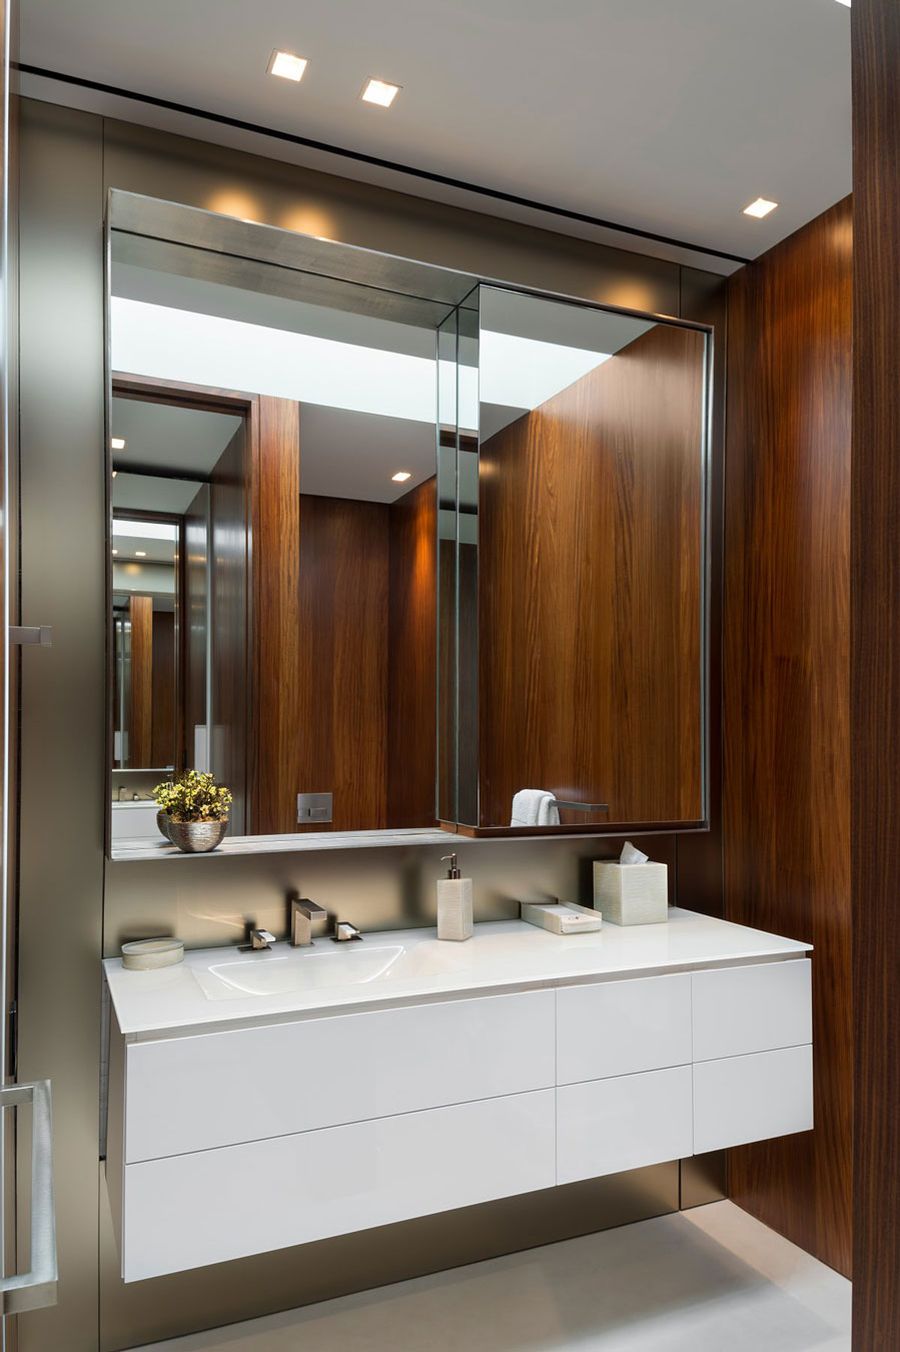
[510,789,560,827]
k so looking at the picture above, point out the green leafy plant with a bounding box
[153,770,233,823]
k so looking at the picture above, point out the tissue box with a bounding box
[593,860,668,926]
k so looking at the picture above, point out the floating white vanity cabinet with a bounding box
[104,909,814,1282]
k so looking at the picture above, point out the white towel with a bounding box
[510,789,560,827]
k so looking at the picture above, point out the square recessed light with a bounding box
[135,550,147,558]
[392,471,412,483]
[361,77,401,108]
[743,197,779,219]
[268,50,308,82]
[111,548,118,556]
[111,436,126,451]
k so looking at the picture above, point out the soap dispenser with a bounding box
[437,853,473,941]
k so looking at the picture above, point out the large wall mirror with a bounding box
[105,193,710,854]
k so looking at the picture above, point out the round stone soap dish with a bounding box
[121,938,184,971]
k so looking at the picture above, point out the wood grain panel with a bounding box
[128,595,153,766]
[247,397,301,834]
[477,324,704,828]
[210,426,249,834]
[852,0,900,1341]
[387,476,437,828]
[297,495,390,832]
[724,198,852,1276]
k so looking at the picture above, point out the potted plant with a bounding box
[153,771,233,853]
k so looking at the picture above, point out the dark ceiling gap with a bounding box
[15,62,752,268]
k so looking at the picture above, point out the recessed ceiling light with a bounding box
[834,1,850,7]
[743,197,779,219]
[361,78,401,108]
[392,470,412,482]
[111,548,118,556]
[267,50,308,82]
[135,550,147,558]
[111,436,126,451]
[111,469,118,479]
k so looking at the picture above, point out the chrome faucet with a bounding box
[241,927,277,952]
[291,897,326,947]
[332,921,361,942]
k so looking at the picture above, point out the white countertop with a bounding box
[104,908,812,1039]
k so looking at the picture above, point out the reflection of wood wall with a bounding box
[724,197,851,1277]
[478,324,705,827]
[128,594,153,766]
[248,397,301,834]
[292,479,437,834]
[297,495,390,831]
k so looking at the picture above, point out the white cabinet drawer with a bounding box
[692,960,811,1062]
[125,990,554,1162]
[556,975,692,1084]
[693,1045,813,1154]
[121,1089,556,1281]
[556,1067,693,1186]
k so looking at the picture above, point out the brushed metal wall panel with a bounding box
[18,98,106,1352]
[103,834,678,956]
[14,93,724,1352]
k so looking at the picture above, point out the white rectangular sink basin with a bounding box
[197,944,406,1000]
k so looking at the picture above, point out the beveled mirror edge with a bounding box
[103,188,715,862]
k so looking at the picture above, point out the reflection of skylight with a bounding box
[111,298,612,431]
[112,519,178,541]
[479,331,610,410]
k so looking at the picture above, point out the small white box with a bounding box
[593,861,668,926]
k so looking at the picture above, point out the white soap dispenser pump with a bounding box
[437,853,474,942]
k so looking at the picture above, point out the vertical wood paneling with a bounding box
[852,0,900,1342]
[388,477,437,828]
[297,495,390,832]
[478,324,705,827]
[128,594,153,766]
[248,396,301,834]
[724,198,852,1276]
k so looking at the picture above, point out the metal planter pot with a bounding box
[164,818,228,854]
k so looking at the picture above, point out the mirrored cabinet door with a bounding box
[446,285,710,834]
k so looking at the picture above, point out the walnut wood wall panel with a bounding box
[724,198,852,1276]
[248,397,301,834]
[478,324,704,828]
[297,494,390,832]
[388,476,437,828]
[852,1,900,1343]
[128,594,153,767]
[210,426,249,834]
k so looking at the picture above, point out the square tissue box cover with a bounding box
[593,860,668,926]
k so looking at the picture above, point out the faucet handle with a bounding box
[332,921,361,943]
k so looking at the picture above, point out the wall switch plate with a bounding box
[297,792,333,824]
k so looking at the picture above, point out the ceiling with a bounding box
[19,0,851,269]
